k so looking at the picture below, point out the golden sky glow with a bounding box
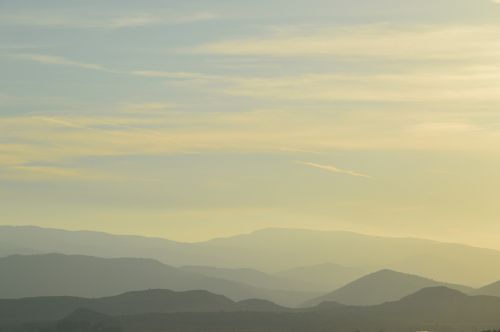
[1,0,500,249]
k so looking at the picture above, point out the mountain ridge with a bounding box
[304,269,474,306]
[2,225,500,286]
[0,253,316,306]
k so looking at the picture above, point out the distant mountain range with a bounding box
[1,225,500,286]
[276,262,367,292]
[179,264,364,293]
[179,265,305,291]
[303,269,473,306]
[8,287,500,332]
[0,254,317,306]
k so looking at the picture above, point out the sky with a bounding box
[1,0,500,248]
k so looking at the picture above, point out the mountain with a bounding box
[202,228,500,286]
[304,269,473,306]
[474,279,500,297]
[0,288,293,326]
[233,299,290,312]
[276,263,367,292]
[180,265,313,291]
[0,241,38,257]
[0,254,315,306]
[0,289,236,324]
[30,287,500,332]
[3,225,500,286]
[54,309,120,332]
[365,286,500,327]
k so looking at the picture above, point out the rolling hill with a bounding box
[24,287,500,332]
[0,288,290,325]
[303,269,473,306]
[0,254,315,306]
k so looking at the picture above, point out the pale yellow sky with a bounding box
[1,0,500,250]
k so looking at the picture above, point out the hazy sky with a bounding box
[1,0,500,248]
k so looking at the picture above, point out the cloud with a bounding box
[118,102,179,114]
[13,51,500,105]
[15,54,107,71]
[191,24,500,60]
[0,10,216,29]
[298,161,371,178]
[4,165,109,182]
[13,54,216,81]
[219,67,500,103]
[130,70,218,81]
[0,106,499,182]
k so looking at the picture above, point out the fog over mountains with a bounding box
[2,225,500,286]
[0,254,316,306]
[303,269,473,306]
[2,226,500,331]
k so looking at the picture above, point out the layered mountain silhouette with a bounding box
[3,226,500,286]
[179,265,305,291]
[181,264,367,293]
[0,254,316,306]
[18,287,500,332]
[0,289,290,325]
[304,269,473,306]
[276,262,367,292]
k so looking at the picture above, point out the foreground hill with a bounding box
[0,254,315,306]
[16,287,500,332]
[304,269,473,306]
[0,289,290,325]
[2,226,500,286]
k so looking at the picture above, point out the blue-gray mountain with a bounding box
[2,226,500,286]
[303,269,473,306]
[0,254,317,306]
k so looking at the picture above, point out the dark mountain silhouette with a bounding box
[0,254,315,306]
[29,287,500,332]
[54,308,120,332]
[2,225,500,286]
[304,269,473,306]
[276,262,367,291]
[0,288,292,325]
[365,286,500,326]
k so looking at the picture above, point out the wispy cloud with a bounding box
[15,54,107,71]
[219,68,500,103]
[298,161,372,178]
[191,24,500,60]
[13,54,217,81]
[13,52,500,104]
[0,106,499,183]
[0,10,217,29]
